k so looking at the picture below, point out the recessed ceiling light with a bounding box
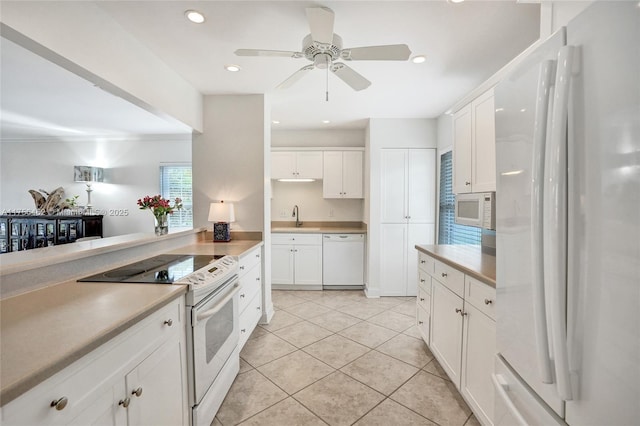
[224,64,241,72]
[272,120,280,124]
[185,10,205,24]
[449,0,465,3]
[411,55,427,64]
[322,120,331,124]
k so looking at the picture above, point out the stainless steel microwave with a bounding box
[455,192,496,230]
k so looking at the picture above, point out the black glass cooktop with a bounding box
[78,254,223,284]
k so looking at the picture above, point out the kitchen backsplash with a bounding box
[271,180,364,222]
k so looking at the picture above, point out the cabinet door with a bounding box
[271,244,295,284]
[381,149,408,223]
[322,151,344,198]
[296,151,323,179]
[453,104,473,194]
[430,279,464,388]
[68,382,127,426]
[294,244,322,286]
[472,89,496,192]
[380,223,407,296]
[406,224,434,296]
[125,338,187,426]
[407,149,436,223]
[342,151,363,198]
[461,303,496,426]
[271,152,296,179]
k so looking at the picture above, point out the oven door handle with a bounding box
[195,283,240,322]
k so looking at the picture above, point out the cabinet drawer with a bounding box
[434,260,465,297]
[417,305,430,343]
[1,299,183,426]
[418,270,431,294]
[239,264,261,315]
[271,233,322,245]
[239,246,261,275]
[417,282,431,312]
[239,292,262,348]
[465,275,496,320]
[418,252,435,274]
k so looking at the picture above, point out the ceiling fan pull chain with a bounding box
[326,62,329,102]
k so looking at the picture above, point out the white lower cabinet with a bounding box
[1,299,188,426]
[238,246,263,348]
[417,251,496,426]
[271,234,322,288]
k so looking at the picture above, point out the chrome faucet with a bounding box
[292,205,302,227]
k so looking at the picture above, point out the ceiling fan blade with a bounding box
[341,44,412,61]
[330,63,371,91]
[306,7,335,45]
[235,49,302,58]
[277,65,315,89]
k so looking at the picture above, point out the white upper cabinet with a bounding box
[271,151,323,179]
[381,148,436,224]
[323,151,363,199]
[453,88,496,194]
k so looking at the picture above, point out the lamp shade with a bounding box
[74,166,104,183]
[208,202,235,223]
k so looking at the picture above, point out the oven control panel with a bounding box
[176,255,238,288]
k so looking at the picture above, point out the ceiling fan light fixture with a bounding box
[184,10,205,24]
[322,120,331,124]
[224,64,241,72]
[411,55,427,64]
[272,120,281,124]
[314,53,332,69]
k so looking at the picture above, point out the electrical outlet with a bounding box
[280,209,287,218]
[329,209,334,217]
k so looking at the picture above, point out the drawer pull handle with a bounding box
[256,277,261,281]
[465,181,471,186]
[51,397,68,411]
[420,260,426,264]
[241,328,246,333]
[240,266,245,270]
[441,272,448,278]
[418,321,424,325]
[132,387,143,397]
[420,298,425,302]
[455,308,467,316]
[256,254,260,258]
[164,319,173,327]
[420,279,426,283]
[119,398,131,408]
[484,299,493,305]
[240,293,246,298]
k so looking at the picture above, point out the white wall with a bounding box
[365,118,438,297]
[272,129,365,148]
[192,95,268,233]
[0,136,192,237]
[1,2,203,132]
[271,181,364,223]
[540,1,593,38]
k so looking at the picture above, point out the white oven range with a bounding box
[176,255,240,426]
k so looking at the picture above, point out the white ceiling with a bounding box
[0,1,541,137]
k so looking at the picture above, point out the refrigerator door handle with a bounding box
[492,374,528,426]
[531,59,556,385]
[543,44,575,401]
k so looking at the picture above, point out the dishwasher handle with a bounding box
[323,234,365,242]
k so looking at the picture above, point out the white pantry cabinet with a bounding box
[1,299,188,426]
[322,150,364,198]
[271,151,323,180]
[453,88,496,194]
[238,246,263,348]
[379,148,436,296]
[271,234,322,289]
[417,251,496,426]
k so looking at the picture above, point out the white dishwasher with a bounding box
[322,233,365,290]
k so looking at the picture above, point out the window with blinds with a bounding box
[160,164,193,229]
[438,151,481,245]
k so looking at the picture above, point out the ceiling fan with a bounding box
[235,6,411,95]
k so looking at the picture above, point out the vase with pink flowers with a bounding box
[137,195,183,235]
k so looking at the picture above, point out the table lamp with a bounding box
[74,166,104,215]
[208,201,235,242]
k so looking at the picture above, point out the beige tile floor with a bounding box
[214,290,480,426]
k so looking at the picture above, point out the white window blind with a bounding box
[160,164,193,229]
[438,151,481,245]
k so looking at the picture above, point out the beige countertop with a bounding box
[0,239,262,406]
[271,221,367,234]
[415,244,496,287]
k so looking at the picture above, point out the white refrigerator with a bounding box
[493,2,639,425]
